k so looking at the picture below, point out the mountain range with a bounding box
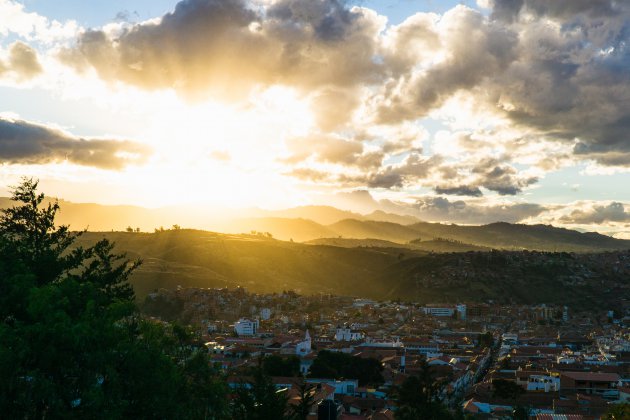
[5,196,625,305]
[1,198,628,252]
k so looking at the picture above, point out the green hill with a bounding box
[406,221,629,252]
[71,230,630,310]
[75,230,410,299]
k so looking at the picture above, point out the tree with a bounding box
[603,403,630,420]
[309,350,384,386]
[289,380,315,420]
[0,178,228,418]
[478,332,494,348]
[394,359,452,420]
[231,361,288,420]
[492,379,525,400]
[262,355,300,377]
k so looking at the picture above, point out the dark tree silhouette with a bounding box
[0,178,229,419]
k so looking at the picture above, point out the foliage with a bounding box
[231,362,289,420]
[262,354,301,378]
[492,379,525,400]
[288,380,316,420]
[0,178,228,418]
[603,403,630,420]
[478,332,494,348]
[308,350,384,386]
[394,360,453,420]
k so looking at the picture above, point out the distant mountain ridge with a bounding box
[1,197,628,252]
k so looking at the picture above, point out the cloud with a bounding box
[284,133,383,169]
[0,117,150,169]
[470,157,538,195]
[411,196,546,224]
[489,0,619,22]
[375,6,518,123]
[62,0,385,102]
[560,202,630,224]
[10,0,630,200]
[434,185,483,197]
[0,42,42,80]
[0,0,79,42]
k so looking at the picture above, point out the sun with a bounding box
[116,86,316,208]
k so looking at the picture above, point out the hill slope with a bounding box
[72,230,630,310]
[406,221,629,252]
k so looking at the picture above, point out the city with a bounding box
[144,286,630,418]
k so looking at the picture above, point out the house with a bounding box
[335,326,364,342]
[234,318,259,336]
[559,371,620,399]
[423,305,455,317]
[462,398,513,416]
[553,394,609,418]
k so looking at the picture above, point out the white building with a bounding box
[234,318,259,336]
[296,330,312,356]
[335,326,364,341]
[526,375,560,392]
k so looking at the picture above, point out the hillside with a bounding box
[328,219,422,243]
[406,221,630,252]
[376,250,630,308]
[307,237,488,252]
[72,230,630,309]
[75,230,410,299]
[222,217,336,242]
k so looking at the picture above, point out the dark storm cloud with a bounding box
[434,185,483,197]
[0,118,150,169]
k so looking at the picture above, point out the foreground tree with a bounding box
[0,178,228,418]
[288,380,316,420]
[394,359,453,420]
[603,403,630,420]
[231,361,289,420]
[309,350,384,386]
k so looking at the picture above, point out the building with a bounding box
[296,330,312,356]
[456,304,467,321]
[234,318,259,336]
[260,308,272,320]
[423,305,455,317]
[335,326,364,341]
[560,372,620,400]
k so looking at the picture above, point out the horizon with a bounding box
[0,192,618,241]
[1,0,630,238]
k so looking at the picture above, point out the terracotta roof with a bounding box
[561,371,620,382]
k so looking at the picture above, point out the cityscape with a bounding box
[1,0,630,419]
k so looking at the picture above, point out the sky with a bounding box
[0,0,630,237]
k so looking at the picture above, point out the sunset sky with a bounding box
[1,0,629,236]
